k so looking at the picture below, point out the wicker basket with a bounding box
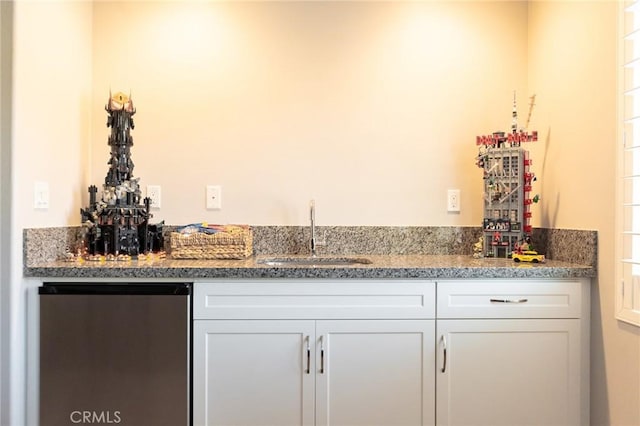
[170,226,253,259]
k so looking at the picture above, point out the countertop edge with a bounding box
[23,255,596,280]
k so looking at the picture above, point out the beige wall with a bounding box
[0,1,10,423]
[13,1,92,227]
[4,1,638,425]
[8,1,92,424]
[528,1,640,425]
[91,1,529,226]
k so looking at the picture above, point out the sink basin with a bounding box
[257,256,372,267]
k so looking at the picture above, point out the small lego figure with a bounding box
[493,231,502,244]
[472,237,484,258]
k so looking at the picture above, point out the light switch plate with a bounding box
[206,185,222,210]
[34,181,50,209]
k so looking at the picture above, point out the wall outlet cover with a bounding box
[146,185,162,209]
[447,189,461,212]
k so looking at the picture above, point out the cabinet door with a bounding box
[316,320,436,426]
[193,320,315,426]
[436,319,580,426]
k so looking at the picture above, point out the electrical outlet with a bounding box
[34,181,50,209]
[206,185,222,210]
[447,189,460,212]
[146,185,161,209]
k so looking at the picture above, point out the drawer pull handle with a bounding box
[305,335,311,375]
[440,335,447,373]
[320,335,325,374]
[490,298,529,304]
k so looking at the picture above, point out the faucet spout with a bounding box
[309,199,317,257]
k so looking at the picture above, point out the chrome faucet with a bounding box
[309,199,317,257]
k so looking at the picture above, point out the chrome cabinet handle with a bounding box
[440,335,447,373]
[490,298,528,303]
[320,335,325,374]
[305,335,310,374]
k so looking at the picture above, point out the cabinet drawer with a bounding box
[437,280,582,319]
[194,280,435,320]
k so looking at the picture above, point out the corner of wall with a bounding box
[0,1,14,424]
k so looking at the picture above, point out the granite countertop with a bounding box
[23,226,597,280]
[24,254,595,280]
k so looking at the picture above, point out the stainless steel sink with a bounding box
[257,256,372,267]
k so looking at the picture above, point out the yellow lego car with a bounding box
[512,250,546,263]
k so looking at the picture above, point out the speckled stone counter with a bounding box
[23,226,597,280]
[24,254,595,280]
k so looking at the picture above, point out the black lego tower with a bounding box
[80,92,163,258]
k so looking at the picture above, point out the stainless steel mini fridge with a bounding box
[39,283,191,426]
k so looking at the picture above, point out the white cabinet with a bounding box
[193,279,589,426]
[436,319,580,426]
[193,320,316,426]
[316,320,434,426]
[435,280,590,426]
[193,280,436,426]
